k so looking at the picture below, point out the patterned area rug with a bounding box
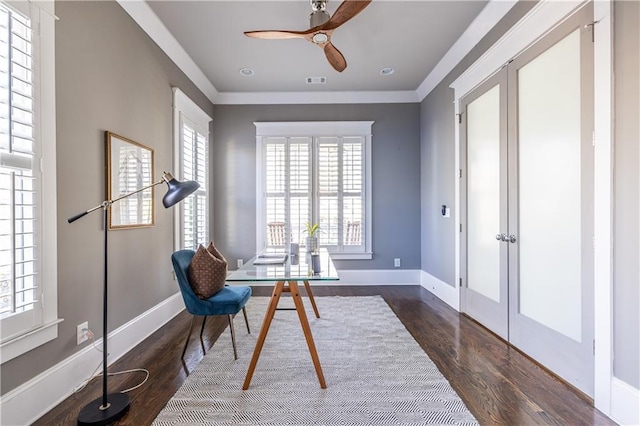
[153,296,478,425]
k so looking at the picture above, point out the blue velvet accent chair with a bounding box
[171,249,251,360]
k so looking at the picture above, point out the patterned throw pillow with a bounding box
[188,242,228,299]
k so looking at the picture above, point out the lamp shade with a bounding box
[161,172,200,208]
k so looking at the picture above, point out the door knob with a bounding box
[508,235,517,243]
[496,233,506,241]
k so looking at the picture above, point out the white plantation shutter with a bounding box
[180,114,208,250]
[263,137,311,248]
[257,122,372,259]
[288,139,310,246]
[318,138,339,246]
[173,88,211,251]
[0,0,58,362]
[341,138,364,248]
[317,137,365,251]
[0,3,40,328]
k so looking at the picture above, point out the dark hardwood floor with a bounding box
[34,286,615,425]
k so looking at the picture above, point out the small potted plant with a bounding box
[304,222,321,253]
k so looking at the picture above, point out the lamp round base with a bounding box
[77,393,130,426]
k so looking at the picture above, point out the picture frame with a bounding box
[106,131,155,229]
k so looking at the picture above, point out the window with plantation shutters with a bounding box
[0,4,36,322]
[256,122,372,260]
[173,88,211,251]
[263,137,311,249]
[0,0,58,363]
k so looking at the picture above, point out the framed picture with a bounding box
[106,131,155,229]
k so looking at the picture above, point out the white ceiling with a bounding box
[123,1,516,104]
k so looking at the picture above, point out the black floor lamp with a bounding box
[68,171,199,426]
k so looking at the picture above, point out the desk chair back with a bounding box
[171,249,251,359]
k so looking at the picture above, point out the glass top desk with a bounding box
[226,249,339,390]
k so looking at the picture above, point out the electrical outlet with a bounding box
[394,258,401,268]
[77,321,89,345]
[237,259,243,268]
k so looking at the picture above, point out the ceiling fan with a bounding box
[244,0,372,72]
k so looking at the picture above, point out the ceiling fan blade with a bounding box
[244,30,310,40]
[324,0,372,30]
[324,42,347,72]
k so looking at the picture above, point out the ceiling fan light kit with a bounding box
[244,0,372,73]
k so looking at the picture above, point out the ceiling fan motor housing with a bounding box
[310,10,330,28]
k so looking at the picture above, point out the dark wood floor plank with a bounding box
[33,285,615,426]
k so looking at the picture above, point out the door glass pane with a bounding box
[518,29,581,341]
[467,85,501,302]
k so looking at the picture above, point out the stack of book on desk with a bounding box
[253,253,288,265]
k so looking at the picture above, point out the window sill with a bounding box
[0,318,63,364]
[329,252,373,260]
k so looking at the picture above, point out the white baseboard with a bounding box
[243,269,422,286]
[610,377,640,425]
[420,271,460,311]
[336,269,421,285]
[0,292,185,426]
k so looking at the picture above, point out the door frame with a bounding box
[450,0,613,414]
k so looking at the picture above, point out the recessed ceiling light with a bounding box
[380,67,395,76]
[239,68,254,77]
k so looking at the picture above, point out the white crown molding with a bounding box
[450,0,583,97]
[215,90,418,105]
[116,0,219,104]
[416,0,517,101]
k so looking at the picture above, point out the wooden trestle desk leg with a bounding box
[303,280,320,318]
[242,281,284,390]
[242,280,327,390]
[289,280,327,389]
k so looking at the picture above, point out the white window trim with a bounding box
[172,87,212,250]
[0,0,60,364]
[255,121,373,260]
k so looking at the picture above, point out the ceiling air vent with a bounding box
[306,76,327,84]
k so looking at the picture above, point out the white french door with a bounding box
[460,72,509,340]
[461,4,595,396]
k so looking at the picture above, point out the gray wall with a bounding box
[211,104,421,271]
[420,2,535,285]
[1,1,214,395]
[613,0,640,389]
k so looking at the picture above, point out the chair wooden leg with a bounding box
[181,315,196,360]
[242,306,250,334]
[228,314,238,360]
